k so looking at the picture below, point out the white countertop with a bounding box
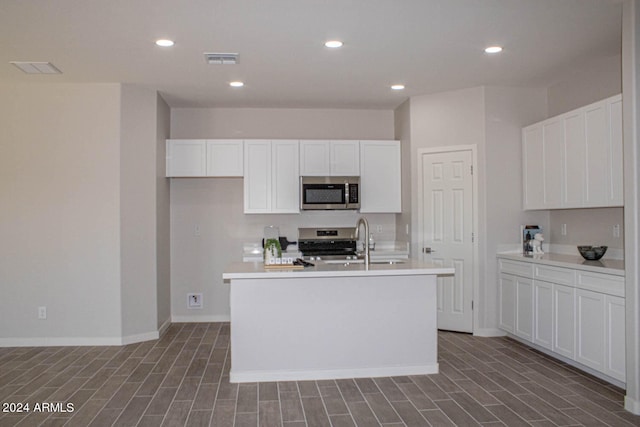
[497,252,624,276]
[223,258,454,280]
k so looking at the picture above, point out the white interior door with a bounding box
[420,149,474,333]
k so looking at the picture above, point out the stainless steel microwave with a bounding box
[300,176,360,210]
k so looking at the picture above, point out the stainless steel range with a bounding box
[298,227,358,261]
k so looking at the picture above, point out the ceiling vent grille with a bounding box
[204,53,238,65]
[10,61,62,74]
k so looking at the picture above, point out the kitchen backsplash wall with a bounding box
[548,207,624,250]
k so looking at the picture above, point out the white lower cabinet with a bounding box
[553,284,576,359]
[498,274,516,333]
[533,280,553,350]
[515,277,534,341]
[498,257,625,384]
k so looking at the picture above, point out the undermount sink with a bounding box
[323,259,406,265]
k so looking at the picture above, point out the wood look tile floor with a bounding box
[1,323,638,427]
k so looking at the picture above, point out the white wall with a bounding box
[120,85,160,340]
[156,96,171,331]
[171,108,394,140]
[547,54,622,117]
[402,86,548,334]
[169,107,396,321]
[0,83,123,344]
[622,0,640,414]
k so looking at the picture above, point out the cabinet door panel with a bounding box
[553,284,575,359]
[206,140,243,177]
[166,140,206,177]
[515,277,534,341]
[543,120,563,207]
[499,274,516,333]
[605,295,625,381]
[584,103,609,206]
[533,281,553,350]
[608,97,624,206]
[575,289,605,371]
[300,141,330,176]
[244,141,271,213]
[360,141,401,213]
[563,112,586,207]
[272,141,299,213]
[331,141,360,175]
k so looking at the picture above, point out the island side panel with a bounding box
[229,274,438,382]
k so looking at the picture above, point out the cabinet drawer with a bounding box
[499,259,533,278]
[576,271,624,297]
[534,265,575,286]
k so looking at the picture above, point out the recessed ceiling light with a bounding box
[391,84,405,90]
[229,81,244,87]
[324,40,343,48]
[484,46,503,54]
[156,39,175,47]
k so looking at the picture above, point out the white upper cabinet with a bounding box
[166,139,207,177]
[244,140,299,214]
[522,94,623,209]
[359,140,401,213]
[166,139,243,177]
[299,140,360,176]
[330,141,360,175]
[206,140,243,177]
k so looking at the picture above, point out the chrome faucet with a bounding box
[355,216,370,267]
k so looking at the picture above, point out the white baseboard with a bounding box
[171,314,230,323]
[473,328,506,337]
[121,330,159,346]
[1,336,126,347]
[230,363,439,383]
[158,317,171,337]
[1,328,163,347]
[625,396,640,415]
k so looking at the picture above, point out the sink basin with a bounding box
[323,259,406,265]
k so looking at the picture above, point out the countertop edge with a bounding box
[496,252,624,276]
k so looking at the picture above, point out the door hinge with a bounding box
[471,232,475,243]
[471,300,474,310]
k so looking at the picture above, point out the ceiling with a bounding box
[0,0,623,110]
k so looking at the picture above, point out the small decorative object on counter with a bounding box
[531,233,544,254]
[522,225,542,254]
[368,233,376,251]
[577,245,607,261]
[264,238,282,265]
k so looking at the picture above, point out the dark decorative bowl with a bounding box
[577,245,608,261]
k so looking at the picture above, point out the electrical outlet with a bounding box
[187,293,203,309]
[613,224,620,238]
[194,225,201,237]
[38,306,47,319]
[561,224,567,236]
[376,225,383,233]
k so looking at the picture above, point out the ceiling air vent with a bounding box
[10,61,62,74]
[204,53,238,65]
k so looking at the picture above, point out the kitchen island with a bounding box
[223,259,454,383]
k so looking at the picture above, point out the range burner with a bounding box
[298,227,358,260]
